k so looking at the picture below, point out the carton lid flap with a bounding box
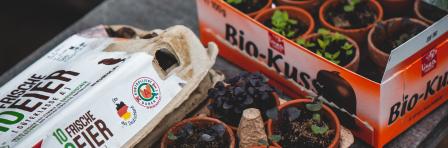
[382,15,448,82]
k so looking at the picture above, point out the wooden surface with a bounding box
[0,0,447,147]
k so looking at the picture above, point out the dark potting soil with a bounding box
[275,109,335,148]
[375,19,427,54]
[225,0,268,14]
[307,37,356,66]
[167,124,229,148]
[325,0,377,29]
[263,18,309,39]
[420,1,448,23]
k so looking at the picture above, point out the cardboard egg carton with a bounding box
[0,25,223,148]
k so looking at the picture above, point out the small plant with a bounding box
[297,28,355,66]
[266,99,335,147]
[226,0,243,5]
[296,38,315,48]
[271,10,299,38]
[224,0,268,15]
[207,72,277,127]
[343,0,361,12]
[306,100,330,135]
[167,122,228,147]
[324,0,377,29]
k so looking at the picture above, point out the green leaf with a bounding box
[332,51,341,59]
[287,31,296,38]
[167,132,177,140]
[317,39,329,49]
[296,38,306,45]
[333,60,341,64]
[226,0,242,5]
[288,19,298,25]
[341,42,353,50]
[332,32,346,41]
[350,0,361,5]
[272,10,288,29]
[344,5,355,12]
[269,135,282,142]
[311,124,329,135]
[297,38,316,48]
[316,50,323,57]
[258,139,269,146]
[312,113,321,122]
[317,28,331,35]
[307,42,316,48]
[346,49,353,56]
[305,102,322,112]
[272,28,282,34]
[271,10,300,39]
[324,52,332,59]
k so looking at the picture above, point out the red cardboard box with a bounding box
[196,0,448,147]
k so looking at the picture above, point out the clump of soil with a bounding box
[167,123,229,148]
[225,0,268,14]
[420,1,448,23]
[274,109,335,148]
[374,18,427,54]
[325,0,377,29]
[207,72,277,127]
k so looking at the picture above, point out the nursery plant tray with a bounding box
[196,0,448,147]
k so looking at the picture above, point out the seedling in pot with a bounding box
[343,0,361,12]
[324,0,378,29]
[297,28,355,66]
[226,0,243,4]
[166,122,229,148]
[272,10,298,38]
[267,99,336,147]
[224,0,271,16]
[207,72,278,127]
[263,10,309,39]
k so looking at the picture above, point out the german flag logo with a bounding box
[116,101,131,121]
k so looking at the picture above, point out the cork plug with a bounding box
[237,108,268,148]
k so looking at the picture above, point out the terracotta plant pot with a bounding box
[319,0,384,44]
[225,0,273,18]
[380,0,413,18]
[209,92,281,131]
[367,17,429,70]
[255,6,315,39]
[267,99,341,148]
[413,0,448,24]
[161,116,236,148]
[303,33,361,72]
[276,0,320,13]
[414,0,432,24]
